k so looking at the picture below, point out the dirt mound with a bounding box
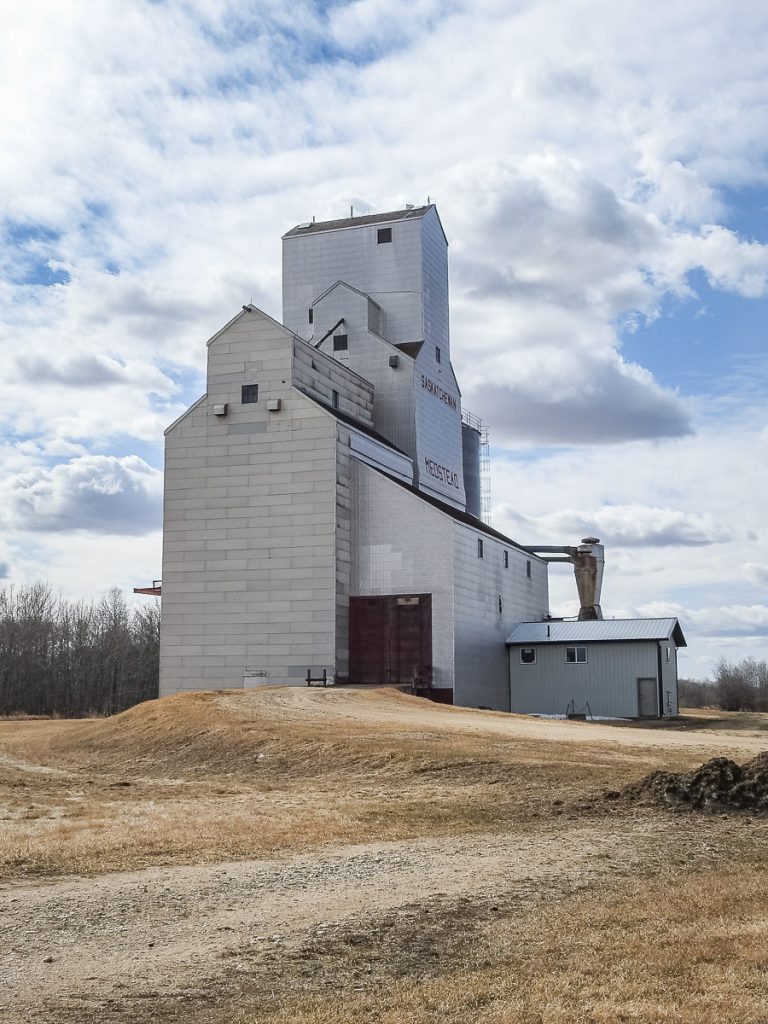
[40,687,458,779]
[623,752,768,812]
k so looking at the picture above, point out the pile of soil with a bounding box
[621,752,768,813]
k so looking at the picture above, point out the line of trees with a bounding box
[679,657,768,712]
[0,583,159,717]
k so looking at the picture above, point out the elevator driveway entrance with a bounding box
[349,594,433,686]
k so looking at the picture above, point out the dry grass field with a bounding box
[2,687,768,1023]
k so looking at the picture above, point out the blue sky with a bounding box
[1,0,767,676]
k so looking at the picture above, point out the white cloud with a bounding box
[633,601,768,638]
[4,455,162,535]
[0,0,767,670]
[520,505,729,547]
[743,563,768,587]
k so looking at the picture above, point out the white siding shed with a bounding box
[507,618,686,719]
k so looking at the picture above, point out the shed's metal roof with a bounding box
[506,618,687,647]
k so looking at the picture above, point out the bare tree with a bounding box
[714,658,768,712]
[678,677,717,708]
[0,584,159,717]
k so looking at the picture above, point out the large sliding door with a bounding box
[349,594,432,685]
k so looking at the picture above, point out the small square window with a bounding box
[526,559,532,578]
[308,308,313,324]
[477,538,484,558]
[435,346,441,363]
[520,648,536,664]
[333,334,348,352]
[241,383,259,404]
[566,646,587,664]
[377,227,392,244]
[331,389,339,409]
[503,550,509,569]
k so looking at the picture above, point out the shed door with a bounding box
[349,595,432,685]
[637,677,658,718]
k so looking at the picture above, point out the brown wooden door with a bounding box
[349,597,391,684]
[349,595,432,685]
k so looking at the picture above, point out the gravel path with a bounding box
[237,687,768,756]
[0,812,746,1023]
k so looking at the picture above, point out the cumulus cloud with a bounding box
[474,367,690,445]
[634,601,768,638]
[743,563,768,587]
[0,0,767,668]
[443,159,697,443]
[4,455,162,535]
[524,505,730,547]
[15,353,175,391]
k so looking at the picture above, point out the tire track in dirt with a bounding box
[1,812,755,1023]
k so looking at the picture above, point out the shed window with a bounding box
[666,646,672,664]
[477,538,484,559]
[566,646,587,664]
[435,346,441,363]
[333,334,348,351]
[377,227,392,244]
[526,559,532,578]
[241,383,259,404]
[308,307,313,324]
[332,389,339,409]
[520,648,536,664]
[498,595,503,615]
[503,550,509,569]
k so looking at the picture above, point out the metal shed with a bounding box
[506,618,687,719]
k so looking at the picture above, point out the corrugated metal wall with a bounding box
[509,641,667,719]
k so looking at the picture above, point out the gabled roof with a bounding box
[506,618,687,647]
[284,206,432,239]
[297,391,409,456]
[205,303,297,348]
[312,279,382,311]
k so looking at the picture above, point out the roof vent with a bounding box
[405,203,414,210]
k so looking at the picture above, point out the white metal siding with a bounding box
[413,355,465,508]
[509,641,661,719]
[160,309,338,695]
[351,462,456,689]
[282,215,427,346]
[453,530,548,711]
[291,336,374,424]
[421,208,450,354]
[660,642,680,716]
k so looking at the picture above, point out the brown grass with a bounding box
[0,689,712,881]
[1,689,765,881]
[236,857,768,1024]
[4,690,768,1024]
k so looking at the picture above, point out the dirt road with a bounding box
[3,691,767,1022]
[2,811,758,1024]
[227,686,768,755]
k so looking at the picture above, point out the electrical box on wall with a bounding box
[213,403,228,416]
[267,399,281,411]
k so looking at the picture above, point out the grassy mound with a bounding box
[40,688,477,779]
